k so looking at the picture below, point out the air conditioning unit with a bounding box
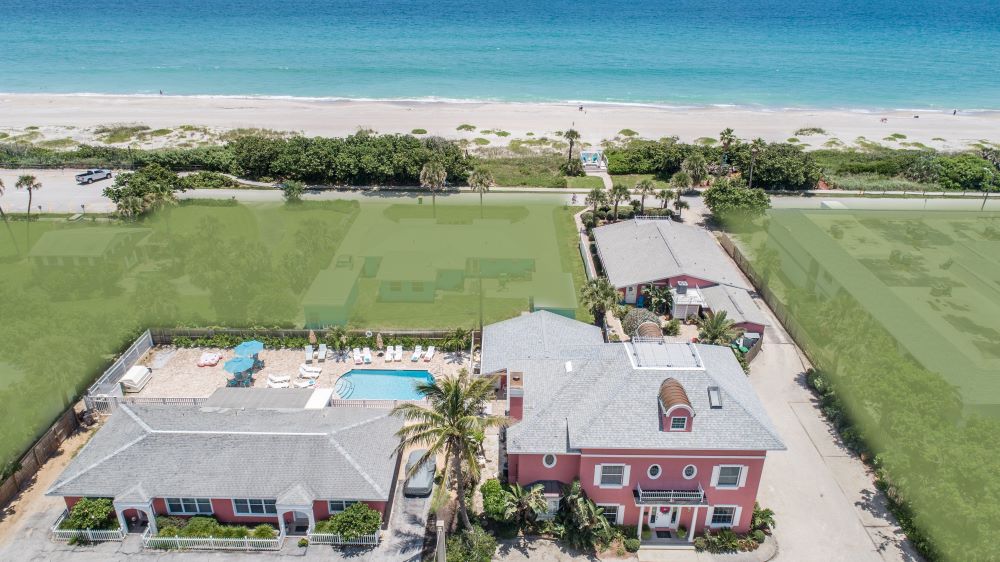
[676,281,688,295]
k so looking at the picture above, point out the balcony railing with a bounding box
[634,483,705,505]
[50,510,127,543]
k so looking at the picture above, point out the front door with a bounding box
[651,506,678,529]
[625,285,637,304]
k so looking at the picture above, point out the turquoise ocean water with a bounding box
[1,0,999,109]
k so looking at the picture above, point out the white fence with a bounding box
[141,528,284,551]
[86,395,208,414]
[308,532,380,546]
[84,330,154,413]
[51,510,127,543]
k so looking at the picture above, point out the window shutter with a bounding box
[616,504,623,525]
[622,465,631,487]
[705,506,715,526]
[738,465,749,488]
[733,506,743,528]
[594,464,602,486]
[710,465,721,487]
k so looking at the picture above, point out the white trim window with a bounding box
[647,464,662,479]
[232,498,277,515]
[669,416,688,431]
[710,465,748,489]
[597,504,621,525]
[166,497,212,515]
[328,500,358,514]
[682,464,697,480]
[594,464,629,488]
[543,454,557,468]
[707,505,741,528]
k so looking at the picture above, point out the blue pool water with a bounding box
[337,369,435,400]
[1,0,998,109]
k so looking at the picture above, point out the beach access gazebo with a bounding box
[580,150,606,169]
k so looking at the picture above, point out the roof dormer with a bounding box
[659,378,693,432]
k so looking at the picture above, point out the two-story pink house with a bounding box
[592,219,767,334]
[47,389,402,538]
[481,312,784,548]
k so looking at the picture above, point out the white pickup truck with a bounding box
[75,169,113,184]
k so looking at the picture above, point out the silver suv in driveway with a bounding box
[75,169,113,184]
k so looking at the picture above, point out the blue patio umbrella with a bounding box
[234,340,264,357]
[223,356,255,374]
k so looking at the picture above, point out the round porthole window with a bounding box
[683,464,697,479]
[543,454,557,468]
[647,464,662,479]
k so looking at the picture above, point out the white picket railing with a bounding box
[329,399,424,409]
[307,531,380,546]
[50,510,126,543]
[141,528,284,551]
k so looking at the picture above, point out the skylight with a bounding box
[707,386,723,409]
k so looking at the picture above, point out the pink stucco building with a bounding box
[592,219,768,335]
[481,312,784,548]
[47,389,402,538]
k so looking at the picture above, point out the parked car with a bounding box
[403,449,436,497]
[75,169,113,184]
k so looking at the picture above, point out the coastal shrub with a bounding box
[313,502,381,539]
[794,127,826,136]
[446,525,497,562]
[61,498,117,530]
[560,157,585,177]
[605,138,691,177]
[618,128,639,137]
[152,515,275,540]
[457,124,476,131]
[411,128,428,135]
[179,170,239,189]
[480,478,511,522]
[703,176,771,223]
[732,142,819,190]
[936,153,999,191]
[623,537,641,552]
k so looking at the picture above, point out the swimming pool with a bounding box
[336,369,435,400]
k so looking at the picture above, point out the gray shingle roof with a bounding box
[485,312,784,454]
[47,403,403,502]
[480,311,604,374]
[592,219,749,290]
[699,284,769,327]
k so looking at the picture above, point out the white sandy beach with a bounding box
[1,93,998,151]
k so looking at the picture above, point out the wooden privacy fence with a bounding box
[0,408,78,511]
[149,327,458,344]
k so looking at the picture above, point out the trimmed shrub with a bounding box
[61,498,117,530]
[313,502,381,539]
[623,537,641,552]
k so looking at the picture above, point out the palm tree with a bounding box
[719,128,737,167]
[586,187,606,213]
[15,175,41,220]
[505,483,548,527]
[635,179,656,214]
[557,480,612,551]
[580,277,619,327]
[117,195,145,221]
[420,160,447,216]
[748,138,766,189]
[391,370,507,530]
[697,310,743,345]
[467,168,495,218]
[673,197,690,220]
[609,183,630,221]
[563,129,581,166]
[681,154,708,187]
[669,171,691,192]
[656,188,674,209]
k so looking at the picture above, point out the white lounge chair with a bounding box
[299,364,321,379]
[294,379,316,388]
[317,344,327,362]
[267,380,290,389]
[394,345,403,362]
[267,373,291,384]
[363,347,372,364]
[305,345,314,364]
[423,346,436,362]
[411,345,423,362]
[353,348,362,364]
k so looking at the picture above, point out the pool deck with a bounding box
[133,346,471,399]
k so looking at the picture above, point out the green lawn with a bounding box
[566,176,605,190]
[477,155,567,188]
[0,197,587,471]
[737,209,1000,560]
[609,174,671,189]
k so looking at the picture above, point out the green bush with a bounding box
[180,171,240,189]
[297,537,309,547]
[446,525,497,562]
[664,319,681,336]
[61,498,117,530]
[560,158,585,177]
[605,139,692,176]
[152,515,275,540]
[732,142,819,190]
[480,478,512,522]
[411,128,428,135]
[752,529,767,543]
[623,537,640,552]
[313,502,381,539]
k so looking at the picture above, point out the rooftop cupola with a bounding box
[659,378,693,432]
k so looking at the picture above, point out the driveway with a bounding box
[748,298,920,561]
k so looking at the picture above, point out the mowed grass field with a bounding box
[0,196,587,473]
[738,209,1000,559]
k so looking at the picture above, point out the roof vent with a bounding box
[676,281,688,295]
[564,361,573,373]
[707,386,723,409]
